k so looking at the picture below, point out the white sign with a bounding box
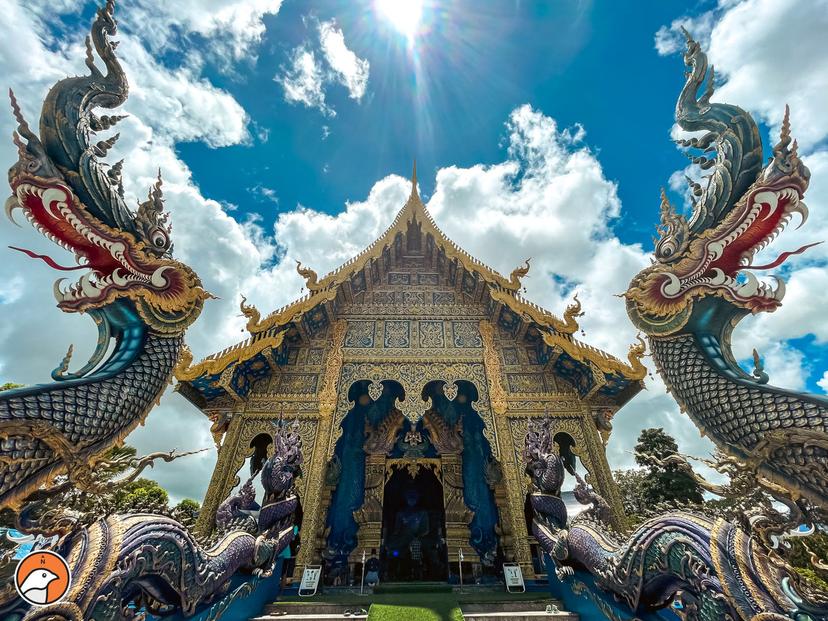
[503,563,526,593]
[298,565,322,597]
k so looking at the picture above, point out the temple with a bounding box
[4,3,826,615]
[175,164,647,582]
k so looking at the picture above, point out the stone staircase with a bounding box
[250,583,577,620]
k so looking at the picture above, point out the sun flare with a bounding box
[374,0,424,42]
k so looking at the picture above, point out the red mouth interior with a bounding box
[18,186,122,277]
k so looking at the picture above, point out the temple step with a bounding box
[462,613,577,620]
[250,613,368,621]
[260,584,576,620]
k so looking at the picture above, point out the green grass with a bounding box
[366,592,463,621]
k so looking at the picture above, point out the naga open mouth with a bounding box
[628,177,817,324]
[660,184,812,307]
[8,177,192,314]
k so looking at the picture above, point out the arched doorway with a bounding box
[381,466,447,581]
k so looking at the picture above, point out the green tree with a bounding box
[111,478,169,513]
[172,498,201,529]
[612,468,648,526]
[0,382,23,392]
[634,428,703,506]
[788,532,828,592]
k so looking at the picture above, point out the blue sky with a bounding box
[1,0,827,501]
[176,0,691,232]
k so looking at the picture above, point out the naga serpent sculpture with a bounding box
[524,30,828,621]
[525,417,828,621]
[9,421,302,621]
[0,0,210,511]
[0,3,304,620]
[625,30,827,515]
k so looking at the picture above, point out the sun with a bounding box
[374,0,424,43]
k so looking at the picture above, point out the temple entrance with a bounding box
[381,467,448,581]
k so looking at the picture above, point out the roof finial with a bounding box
[410,159,419,200]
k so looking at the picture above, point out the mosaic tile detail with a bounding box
[553,353,594,397]
[373,291,396,304]
[497,306,520,335]
[506,373,545,393]
[452,321,482,348]
[402,291,426,305]
[345,320,375,348]
[418,273,439,285]
[433,291,455,304]
[384,320,411,347]
[306,348,324,365]
[302,305,329,336]
[526,347,541,365]
[502,347,519,365]
[278,373,319,394]
[403,256,426,268]
[419,321,445,348]
[543,372,558,391]
[388,272,411,285]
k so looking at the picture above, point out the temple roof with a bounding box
[175,165,646,409]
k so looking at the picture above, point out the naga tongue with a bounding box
[8,246,86,270]
[744,241,822,271]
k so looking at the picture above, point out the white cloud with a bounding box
[119,0,284,65]
[818,372,828,393]
[654,12,716,56]
[318,20,370,101]
[117,38,250,148]
[276,19,370,116]
[276,46,335,117]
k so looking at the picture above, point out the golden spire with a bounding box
[409,159,419,201]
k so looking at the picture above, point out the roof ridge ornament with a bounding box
[295,259,321,292]
[239,294,261,332]
[508,258,531,290]
[409,159,419,201]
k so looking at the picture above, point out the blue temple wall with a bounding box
[324,381,405,556]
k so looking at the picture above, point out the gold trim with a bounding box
[319,320,346,416]
[542,331,647,381]
[246,288,338,334]
[245,173,574,336]
[479,319,508,416]
[174,332,286,381]
[488,288,582,335]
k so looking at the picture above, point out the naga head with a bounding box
[5,1,208,334]
[626,32,814,336]
[261,420,303,500]
[523,416,565,495]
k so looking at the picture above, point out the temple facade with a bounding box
[175,168,646,581]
